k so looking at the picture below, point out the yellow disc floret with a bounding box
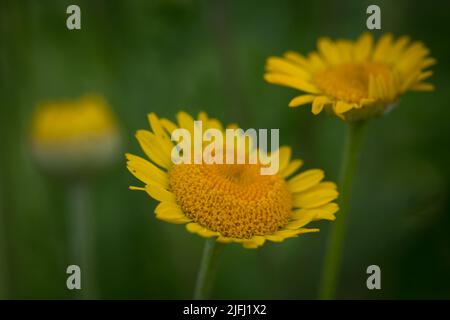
[314,62,394,103]
[169,163,292,239]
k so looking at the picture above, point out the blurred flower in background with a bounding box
[265,32,436,299]
[30,94,121,178]
[265,33,435,122]
[28,94,122,299]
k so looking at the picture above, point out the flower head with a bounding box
[126,111,338,248]
[265,33,435,121]
[30,95,121,176]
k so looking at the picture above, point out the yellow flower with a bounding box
[126,111,338,248]
[30,95,121,175]
[264,33,435,121]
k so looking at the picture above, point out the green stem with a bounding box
[67,181,96,299]
[0,204,8,299]
[194,238,222,300]
[319,121,367,300]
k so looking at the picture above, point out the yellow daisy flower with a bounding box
[265,33,435,121]
[30,94,121,175]
[126,111,339,249]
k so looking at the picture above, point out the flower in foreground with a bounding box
[30,94,121,176]
[265,33,435,121]
[126,111,338,248]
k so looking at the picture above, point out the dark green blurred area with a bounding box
[0,0,449,299]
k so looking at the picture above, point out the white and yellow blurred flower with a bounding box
[30,95,121,176]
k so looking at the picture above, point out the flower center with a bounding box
[169,163,293,239]
[314,63,392,103]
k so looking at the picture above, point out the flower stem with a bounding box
[319,120,367,300]
[0,207,9,299]
[67,181,97,299]
[194,238,222,300]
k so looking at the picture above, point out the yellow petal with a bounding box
[336,40,353,63]
[264,74,321,94]
[266,57,311,79]
[335,101,354,114]
[373,33,393,62]
[160,118,178,135]
[148,113,167,138]
[197,111,209,124]
[285,211,316,230]
[145,183,176,203]
[386,36,410,63]
[410,82,434,91]
[308,53,326,71]
[278,146,291,174]
[292,202,338,222]
[418,71,433,81]
[293,187,338,209]
[186,223,218,238]
[317,37,341,65]
[279,159,303,178]
[354,32,373,62]
[242,236,266,249]
[155,202,191,224]
[136,130,172,169]
[288,169,325,193]
[283,51,311,69]
[289,94,316,108]
[126,153,168,188]
[421,58,437,69]
[312,96,330,114]
[312,203,339,221]
[176,111,195,135]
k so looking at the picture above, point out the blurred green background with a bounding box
[1,0,449,299]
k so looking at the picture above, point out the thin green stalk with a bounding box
[194,238,222,300]
[0,204,8,299]
[319,121,367,300]
[67,181,96,299]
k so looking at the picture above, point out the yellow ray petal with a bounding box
[289,94,316,108]
[311,202,339,221]
[354,32,373,62]
[242,236,266,249]
[373,33,393,62]
[288,169,325,193]
[308,53,327,71]
[285,211,316,230]
[418,71,433,81]
[279,159,303,178]
[277,146,291,174]
[145,183,176,203]
[264,74,321,94]
[292,187,338,209]
[176,111,195,136]
[336,40,353,63]
[186,223,219,238]
[410,82,435,91]
[136,130,172,169]
[160,118,178,135]
[317,37,341,65]
[335,101,354,114]
[155,202,191,224]
[386,36,410,63]
[283,51,311,69]
[312,96,330,114]
[126,153,168,188]
[266,57,311,79]
[147,113,167,138]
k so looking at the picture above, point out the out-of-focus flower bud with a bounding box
[29,94,121,178]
